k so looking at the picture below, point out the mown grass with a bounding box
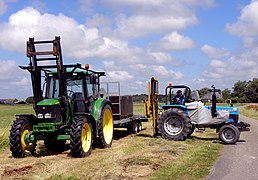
[0,103,222,180]
[239,104,258,120]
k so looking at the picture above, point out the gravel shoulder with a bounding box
[207,115,258,180]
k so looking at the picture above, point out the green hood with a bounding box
[37,99,60,106]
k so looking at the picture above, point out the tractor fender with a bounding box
[92,98,112,138]
[92,98,112,121]
[162,104,188,115]
[15,114,37,123]
[216,122,229,133]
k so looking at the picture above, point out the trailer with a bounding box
[101,82,148,134]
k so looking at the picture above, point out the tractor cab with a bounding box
[162,85,196,111]
[44,69,100,116]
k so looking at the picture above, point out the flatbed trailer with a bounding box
[101,82,148,133]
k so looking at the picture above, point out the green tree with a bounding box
[246,78,258,103]
[25,96,34,104]
[198,88,210,98]
[222,88,231,100]
[232,80,249,102]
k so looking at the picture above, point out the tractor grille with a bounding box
[36,105,62,123]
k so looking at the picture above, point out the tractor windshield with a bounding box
[46,75,84,99]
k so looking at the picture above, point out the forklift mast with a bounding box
[25,36,67,107]
[144,77,159,136]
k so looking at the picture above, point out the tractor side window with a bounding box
[86,76,97,98]
[48,78,59,99]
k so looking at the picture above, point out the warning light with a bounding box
[85,64,90,69]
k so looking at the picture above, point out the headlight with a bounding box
[37,114,43,119]
[45,113,56,118]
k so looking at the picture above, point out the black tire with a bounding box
[157,108,191,141]
[131,121,138,134]
[9,117,36,158]
[96,105,113,148]
[219,124,240,144]
[187,123,195,137]
[70,117,93,158]
[137,121,142,132]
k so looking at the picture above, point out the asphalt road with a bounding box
[207,115,258,180]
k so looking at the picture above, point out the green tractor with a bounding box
[9,36,113,158]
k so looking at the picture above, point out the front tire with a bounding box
[9,117,36,158]
[158,108,191,141]
[219,124,240,144]
[97,105,113,148]
[70,117,93,158]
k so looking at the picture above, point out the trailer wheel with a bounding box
[97,105,113,148]
[158,108,191,141]
[219,124,240,144]
[9,117,36,158]
[70,117,93,157]
[137,121,142,132]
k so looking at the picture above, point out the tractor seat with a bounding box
[72,92,85,113]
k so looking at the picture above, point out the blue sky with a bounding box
[0,0,257,99]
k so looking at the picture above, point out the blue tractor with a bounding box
[145,78,250,144]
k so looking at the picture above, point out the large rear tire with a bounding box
[219,124,240,144]
[70,117,93,158]
[97,105,113,148]
[9,117,36,158]
[158,108,191,141]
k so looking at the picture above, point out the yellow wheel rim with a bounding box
[21,124,34,152]
[103,108,113,144]
[81,122,92,152]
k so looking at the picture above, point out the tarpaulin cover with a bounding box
[185,102,230,125]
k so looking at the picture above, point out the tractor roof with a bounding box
[47,69,94,75]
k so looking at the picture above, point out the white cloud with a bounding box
[201,44,230,59]
[152,65,183,79]
[149,32,195,51]
[193,78,205,83]
[116,14,197,38]
[226,0,258,36]
[202,52,258,82]
[106,71,133,82]
[107,0,214,38]
[0,7,144,62]
[209,60,227,68]
[149,52,176,64]
[0,60,31,98]
[0,0,7,15]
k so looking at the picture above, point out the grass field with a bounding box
[0,103,222,180]
[239,104,258,120]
